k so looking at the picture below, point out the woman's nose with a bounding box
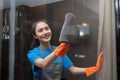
[42,29,48,34]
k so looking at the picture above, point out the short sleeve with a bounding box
[62,55,73,70]
[26,48,43,76]
[27,52,40,64]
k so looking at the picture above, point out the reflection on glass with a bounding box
[0,0,99,80]
[77,24,90,37]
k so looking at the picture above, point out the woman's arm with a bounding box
[69,66,86,75]
[35,43,70,69]
[35,52,57,69]
[69,52,103,76]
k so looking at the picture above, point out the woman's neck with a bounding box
[40,42,51,50]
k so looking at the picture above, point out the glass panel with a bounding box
[0,0,99,80]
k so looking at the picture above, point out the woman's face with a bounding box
[34,22,52,42]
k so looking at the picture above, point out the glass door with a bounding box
[0,0,99,80]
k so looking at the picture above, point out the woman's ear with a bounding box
[32,34,37,39]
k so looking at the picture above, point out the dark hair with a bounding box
[30,19,50,49]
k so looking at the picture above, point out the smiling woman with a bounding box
[26,19,103,80]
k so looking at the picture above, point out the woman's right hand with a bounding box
[53,43,70,57]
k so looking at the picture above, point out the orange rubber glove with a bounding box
[54,43,70,57]
[86,52,104,77]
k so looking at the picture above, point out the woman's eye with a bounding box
[45,27,49,30]
[38,29,43,32]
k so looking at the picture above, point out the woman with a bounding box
[27,19,103,80]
